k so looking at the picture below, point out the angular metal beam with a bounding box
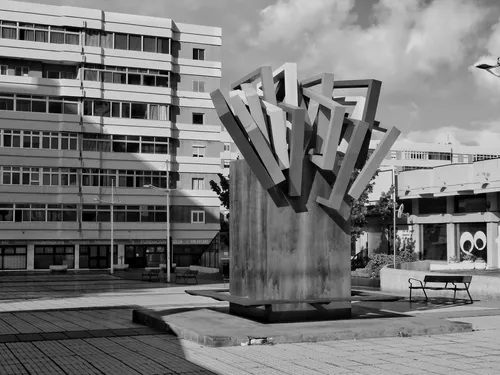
[317,120,369,210]
[210,89,275,190]
[229,93,286,186]
[348,126,401,201]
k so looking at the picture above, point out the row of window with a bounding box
[0,129,172,155]
[0,167,176,188]
[0,204,207,223]
[0,21,207,61]
[83,99,169,121]
[83,68,170,88]
[0,21,79,45]
[0,166,209,190]
[473,154,500,162]
[0,63,209,93]
[0,93,208,124]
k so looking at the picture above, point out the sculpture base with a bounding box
[229,302,351,323]
[230,159,352,318]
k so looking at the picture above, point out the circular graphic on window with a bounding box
[460,231,487,255]
[460,232,474,255]
[474,231,486,251]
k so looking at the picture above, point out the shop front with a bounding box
[0,236,217,271]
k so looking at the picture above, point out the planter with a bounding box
[113,264,129,271]
[475,262,487,270]
[462,261,475,271]
[49,265,68,273]
[448,263,461,271]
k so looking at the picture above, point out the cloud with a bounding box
[404,123,500,150]
[249,0,488,92]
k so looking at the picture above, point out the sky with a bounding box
[18,0,500,149]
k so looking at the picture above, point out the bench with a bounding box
[175,270,198,284]
[408,275,473,303]
[142,268,161,282]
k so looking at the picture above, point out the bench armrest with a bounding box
[408,278,424,288]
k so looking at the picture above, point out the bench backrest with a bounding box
[151,269,160,274]
[188,270,198,276]
[424,275,472,283]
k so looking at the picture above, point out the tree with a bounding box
[349,169,378,243]
[369,184,396,224]
[209,173,230,210]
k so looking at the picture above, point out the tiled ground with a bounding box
[0,273,500,374]
[0,330,499,374]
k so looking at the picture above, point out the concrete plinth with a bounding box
[229,159,351,322]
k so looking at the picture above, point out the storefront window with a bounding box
[0,246,27,270]
[422,224,447,260]
[34,245,74,269]
[457,223,487,262]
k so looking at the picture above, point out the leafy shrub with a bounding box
[365,250,418,278]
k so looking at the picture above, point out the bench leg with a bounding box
[422,288,428,302]
[466,288,473,304]
[453,288,457,303]
[409,288,412,302]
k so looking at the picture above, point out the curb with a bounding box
[132,308,474,348]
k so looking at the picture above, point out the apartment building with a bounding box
[0,0,227,270]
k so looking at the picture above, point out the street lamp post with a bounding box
[94,178,120,274]
[144,161,172,283]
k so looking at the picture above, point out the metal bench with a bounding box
[142,268,161,282]
[409,275,473,303]
[175,270,198,284]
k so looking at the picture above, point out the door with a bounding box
[89,245,109,269]
[125,245,147,268]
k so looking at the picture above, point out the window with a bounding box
[192,178,204,190]
[1,21,17,39]
[223,143,231,152]
[15,66,29,76]
[223,159,230,169]
[50,27,65,44]
[0,93,14,110]
[0,65,7,75]
[192,145,205,158]
[192,113,204,125]
[143,36,156,52]
[193,80,205,92]
[85,29,100,47]
[191,210,205,223]
[193,48,205,60]
[157,37,169,54]
[115,33,127,50]
[131,103,147,119]
[34,245,74,269]
[128,34,141,51]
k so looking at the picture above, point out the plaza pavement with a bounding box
[1,273,500,374]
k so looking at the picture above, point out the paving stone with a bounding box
[16,333,45,342]
[40,332,68,341]
[0,335,19,343]
[64,331,94,339]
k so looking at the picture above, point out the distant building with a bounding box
[356,139,500,256]
[397,158,500,270]
[0,0,230,271]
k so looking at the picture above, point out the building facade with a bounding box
[397,158,500,270]
[0,0,227,270]
[356,139,500,256]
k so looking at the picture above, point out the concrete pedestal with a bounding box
[230,159,351,322]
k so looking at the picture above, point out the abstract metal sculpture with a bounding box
[209,63,401,323]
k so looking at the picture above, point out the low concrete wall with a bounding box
[189,265,220,274]
[381,266,500,299]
